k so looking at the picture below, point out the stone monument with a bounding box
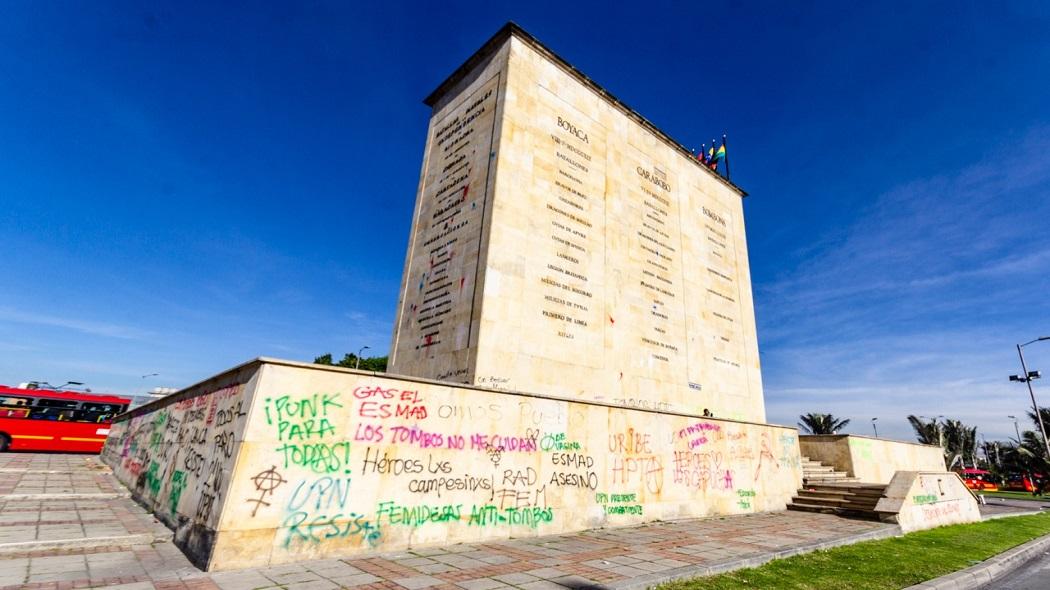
[389,23,764,423]
[100,23,814,571]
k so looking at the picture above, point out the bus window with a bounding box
[35,399,80,410]
[82,403,117,413]
[0,396,32,407]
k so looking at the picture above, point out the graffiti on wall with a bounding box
[219,380,801,556]
[102,384,250,529]
[106,374,802,558]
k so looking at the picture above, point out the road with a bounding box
[979,495,1050,514]
[977,549,1050,589]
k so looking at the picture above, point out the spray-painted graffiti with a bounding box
[913,494,938,505]
[169,470,188,514]
[849,437,874,461]
[102,383,251,532]
[609,429,663,493]
[596,492,642,515]
[248,466,287,517]
[264,393,343,441]
[104,375,804,561]
[277,441,352,474]
[737,489,756,509]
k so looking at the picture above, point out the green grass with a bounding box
[658,512,1050,590]
[979,490,1048,501]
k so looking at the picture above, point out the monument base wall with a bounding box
[103,359,803,571]
[875,472,981,532]
[799,435,945,483]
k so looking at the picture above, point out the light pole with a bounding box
[871,417,878,438]
[1010,336,1050,460]
[356,346,370,370]
[1008,415,1022,444]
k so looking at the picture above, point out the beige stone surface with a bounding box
[799,434,946,484]
[103,359,802,570]
[100,363,261,568]
[389,25,765,423]
[875,471,981,532]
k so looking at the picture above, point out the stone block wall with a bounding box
[875,471,981,532]
[799,434,945,483]
[103,359,803,570]
[389,24,766,423]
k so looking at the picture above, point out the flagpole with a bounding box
[723,133,730,181]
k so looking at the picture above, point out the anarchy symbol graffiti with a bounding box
[247,465,286,517]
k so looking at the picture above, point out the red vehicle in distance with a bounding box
[0,385,131,453]
[957,468,998,492]
[1002,473,1045,493]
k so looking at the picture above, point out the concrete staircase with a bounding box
[786,457,888,519]
[800,457,858,485]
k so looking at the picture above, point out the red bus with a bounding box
[0,385,131,453]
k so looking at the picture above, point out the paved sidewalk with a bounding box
[0,452,1024,590]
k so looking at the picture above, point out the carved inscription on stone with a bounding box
[394,75,500,365]
[522,86,606,366]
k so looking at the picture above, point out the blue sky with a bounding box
[2,2,1048,442]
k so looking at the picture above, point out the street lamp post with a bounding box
[356,346,370,370]
[871,417,878,438]
[1010,337,1050,460]
[1008,415,1022,444]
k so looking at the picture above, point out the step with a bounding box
[802,472,852,478]
[809,482,885,489]
[805,482,882,491]
[797,490,853,501]
[786,502,884,521]
[791,496,850,507]
[802,465,836,473]
[795,493,882,509]
[787,502,839,514]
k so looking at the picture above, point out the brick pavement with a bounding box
[0,452,1006,590]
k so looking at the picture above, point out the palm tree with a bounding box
[907,415,979,468]
[942,419,977,469]
[907,415,940,445]
[797,413,850,435]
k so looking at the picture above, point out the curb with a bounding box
[0,533,161,555]
[608,524,902,590]
[982,509,1044,521]
[903,532,1050,590]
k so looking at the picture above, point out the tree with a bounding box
[942,419,977,469]
[907,415,940,446]
[313,352,387,372]
[907,415,979,468]
[797,413,850,435]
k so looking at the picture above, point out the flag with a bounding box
[708,140,718,171]
[712,140,726,164]
[697,143,708,165]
